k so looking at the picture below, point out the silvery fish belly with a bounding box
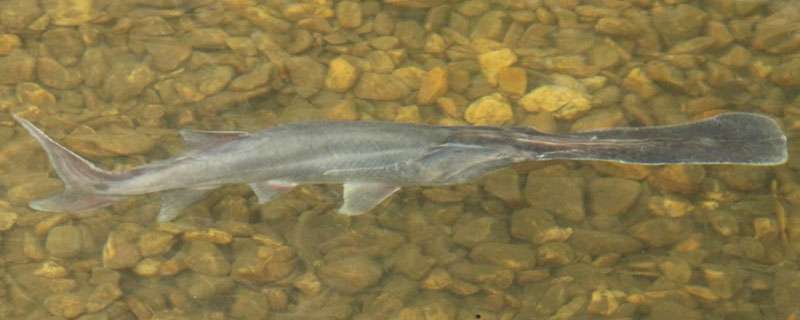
[12,112,787,222]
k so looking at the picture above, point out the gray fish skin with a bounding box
[12,112,787,221]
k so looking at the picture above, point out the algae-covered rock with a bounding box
[652,4,708,43]
[389,244,435,280]
[145,40,192,72]
[0,33,21,55]
[469,242,536,270]
[629,218,689,248]
[771,57,800,87]
[483,168,522,203]
[417,66,448,105]
[230,288,270,320]
[511,207,568,244]
[525,175,585,222]
[185,240,230,277]
[453,215,509,247]
[102,228,142,270]
[568,229,642,256]
[336,1,362,29]
[7,176,62,206]
[622,67,659,98]
[319,255,383,294]
[231,242,296,283]
[595,17,638,36]
[648,165,706,194]
[536,242,575,266]
[102,61,155,102]
[0,210,18,231]
[16,82,56,108]
[355,72,410,100]
[752,7,800,54]
[588,178,641,216]
[44,0,94,26]
[497,67,527,97]
[286,56,325,97]
[138,231,176,257]
[448,261,513,289]
[86,282,122,313]
[64,127,157,157]
[647,195,694,218]
[707,209,739,237]
[44,293,84,319]
[37,57,82,89]
[46,225,83,259]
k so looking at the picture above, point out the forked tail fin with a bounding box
[13,115,124,212]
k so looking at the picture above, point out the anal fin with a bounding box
[249,180,297,204]
[338,183,400,216]
[158,189,211,222]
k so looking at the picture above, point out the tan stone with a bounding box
[497,67,527,96]
[324,99,359,121]
[325,57,358,92]
[465,93,513,125]
[45,0,94,26]
[623,67,660,98]
[0,34,21,55]
[394,105,422,123]
[417,67,448,105]
[0,210,18,231]
[518,85,591,120]
[478,48,517,86]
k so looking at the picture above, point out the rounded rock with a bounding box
[568,229,643,256]
[588,178,641,216]
[16,82,56,108]
[137,231,175,257]
[0,210,19,231]
[286,56,325,97]
[0,33,21,55]
[45,293,85,319]
[325,57,358,93]
[519,85,591,120]
[37,57,82,89]
[44,0,95,26]
[336,1,362,29]
[319,255,383,294]
[46,225,83,259]
[469,242,536,270]
[453,216,509,248]
[185,240,231,277]
[102,230,142,270]
[417,66,448,105]
[464,93,513,125]
[478,48,517,86]
[354,72,409,101]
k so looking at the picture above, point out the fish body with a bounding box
[12,112,788,221]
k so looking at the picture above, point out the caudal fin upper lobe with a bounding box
[13,115,124,212]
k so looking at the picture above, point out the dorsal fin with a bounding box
[179,129,249,150]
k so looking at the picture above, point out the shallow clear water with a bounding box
[0,0,799,319]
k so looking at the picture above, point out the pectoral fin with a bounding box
[158,189,211,222]
[338,183,400,216]
[249,180,297,204]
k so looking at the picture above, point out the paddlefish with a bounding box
[12,112,787,222]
